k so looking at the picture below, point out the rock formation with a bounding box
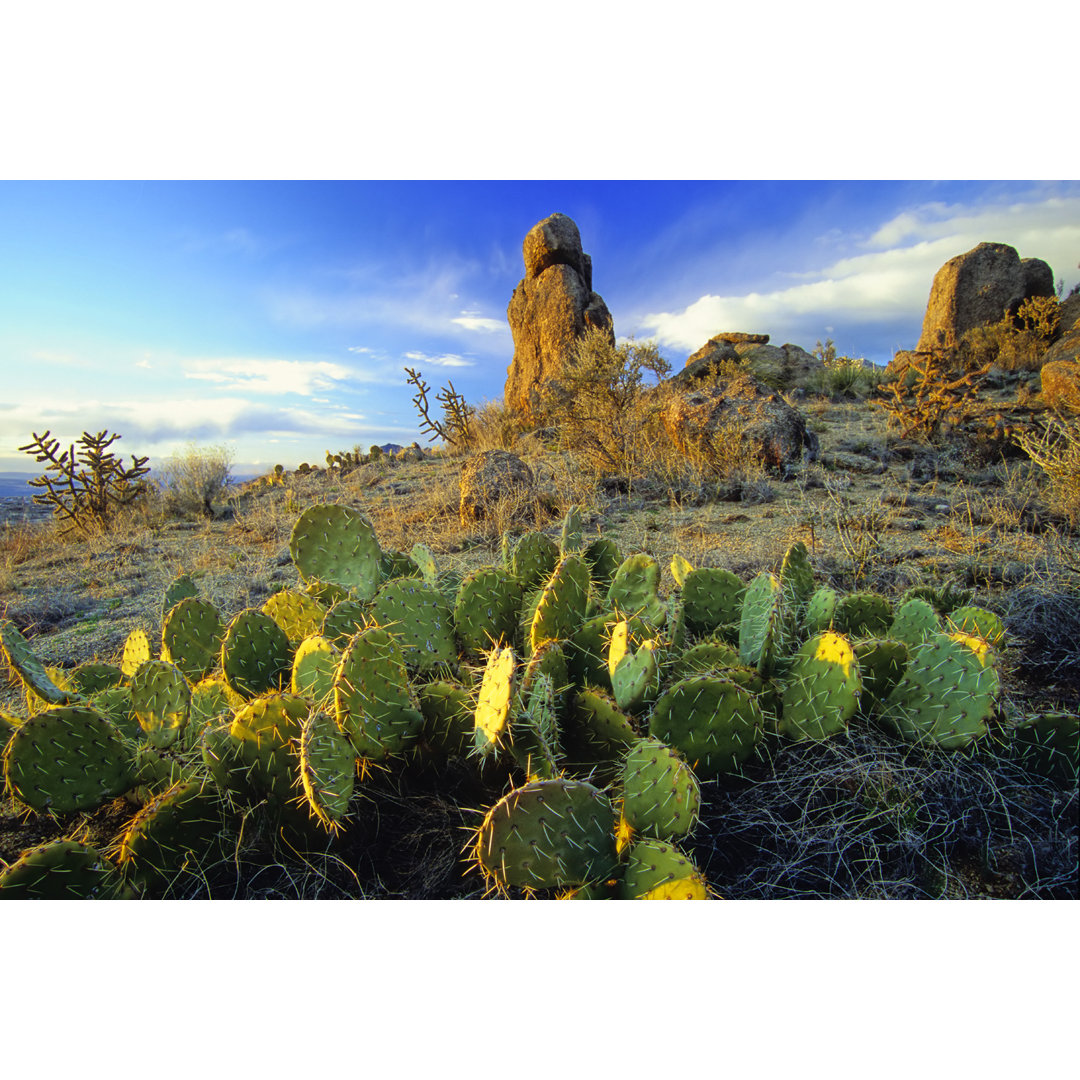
[672,332,822,391]
[459,449,537,524]
[504,213,614,420]
[661,359,817,471]
[915,242,1054,352]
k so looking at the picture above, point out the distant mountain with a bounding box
[0,473,34,499]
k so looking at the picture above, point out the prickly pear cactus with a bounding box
[619,737,701,843]
[607,554,665,629]
[297,708,356,832]
[220,610,293,699]
[290,635,339,704]
[122,628,153,678]
[0,839,126,899]
[833,592,893,639]
[583,537,622,590]
[320,597,372,647]
[559,504,585,554]
[947,606,1006,648]
[370,577,457,672]
[649,676,764,779]
[0,619,72,706]
[528,554,591,655]
[333,626,423,762]
[738,572,784,675]
[289,503,383,600]
[510,531,560,592]
[681,567,746,638]
[853,638,909,715]
[889,597,940,647]
[453,566,523,656]
[261,589,327,646]
[3,706,134,813]
[69,662,125,697]
[879,632,1000,749]
[472,777,618,894]
[418,680,474,758]
[567,688,639,766]
[777,631,862,741]
[804,586,838,633]
[607,620,659,713]
[162,574,199,617]
[473,646,516,756]
[619,837,709,899]
[130,660,192,749]
[223,693,309,807]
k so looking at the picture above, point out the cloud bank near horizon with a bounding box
[636,194,1080,359]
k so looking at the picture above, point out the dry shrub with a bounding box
[155,443,234,517]
[467,399,527,453]
[877,350,991,441]
[960,296,1061,372]
[1014,415,1080,527]
[808,340,883,399]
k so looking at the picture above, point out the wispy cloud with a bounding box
[452,311,504,333]
[402,350,474,369]
[638,192,1080,359]
[182,358,352,396]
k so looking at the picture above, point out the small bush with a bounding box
[1014,416,1080,526]
[960,296,1061,372]
[540,326,672,478]
[155,443,233,517]
[808,340,881,398]
[877,350,990,441]
[467,399,527,453]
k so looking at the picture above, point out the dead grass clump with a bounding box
[467,399,528,453]
[693,728,1077,899]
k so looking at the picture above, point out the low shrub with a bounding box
[154,443,233,517]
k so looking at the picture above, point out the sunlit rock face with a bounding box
[504,213,613,422]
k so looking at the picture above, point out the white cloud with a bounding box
[639,192,1080,356]
[402,350,474,368]
[452,311,504,333]
[182,357,352,396]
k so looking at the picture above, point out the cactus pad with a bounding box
[130,659,192,749]
[289,503,383,600]
[620,737,701,842]
[620,837,709,899]
[220,609,293,699]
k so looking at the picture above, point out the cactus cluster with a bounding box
[0,501,1031,901]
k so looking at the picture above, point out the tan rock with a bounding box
[916,242,1055,352]
[661,366,815,471]
[504,214,613,421]
[459,449,537,524]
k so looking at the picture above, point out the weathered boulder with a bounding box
[1039,359,1080,413]
[915,242,1055,352]
[736,342,823,389]
[671,336,741,386]
[395,442,425,463]
[661,364,817,471]
[459,449,537,524]
[504,213,614,421]
[715,331,770,346]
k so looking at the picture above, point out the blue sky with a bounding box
[2,179,1078,475]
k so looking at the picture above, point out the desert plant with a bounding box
[18,429,151,536]
[405,367,475,452]
[154,443,233,517]
[959,296,1061,372]
[809,340,881,398]
[1014,415,1080,527]
[876,351,991,441]
[540,326,672,478]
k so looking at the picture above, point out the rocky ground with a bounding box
[1,388,1077,899]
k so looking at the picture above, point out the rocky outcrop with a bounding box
[504,213,614,421]
[915,242,1055,352]
[673,333,822,390]
[661,363,817,471]
[459,449,537,524]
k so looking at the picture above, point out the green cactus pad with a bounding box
[777,631,862,741]
[879,632,1000,750]
[946,605,1006,648]
[666,639,742,682]
[70,662,125,697]
[261,589,327,645]
[0,619,72,706]
[379,548,422,581]
[162,574,199,617]
[298,708,356,832]
[853,638,910,715]
[738,571,783,674]
[473,777,618,893]
[833,592,893,639]
[670,554,694,588]
[1011,713,1079,784]
[583,537,622,590]
[779,540,815,614]
[117,780,226,896]
[289,503,383,600]
[320,597,372,647]
[290,635,340,704]
[529,554,591,654]
[130,659,192,749]
[607,554,665,629]
[510,531,560,592]
[453,566,523,656]
[225,693,309,806]
[418,680,475,757]
[804,586,838,633]
[608,620,660,713]
[649,676,764,779]
[3,706,134,813]
[333,626,424,762]
[681,567,746,638]
[220,609,293,699]
[121,628,153,678]
[889,597,940,647]
[620,737,701,842]
[559,505,585,554]
[620,837,709,899]
[370,577,457,672]
[0,840,126,899]
[190,677,243,727]
[512,672,562,781]
[409,542,439,584]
